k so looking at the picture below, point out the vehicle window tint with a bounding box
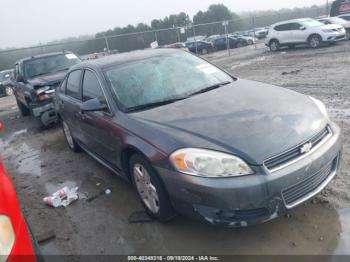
[66,70,82,100]
[289,23,302,30]
[82,70,106,103]
[274,23,292,31]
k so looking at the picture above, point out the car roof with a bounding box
[272,18,314,26]
[70,48,183,71]
[15,51,74,64]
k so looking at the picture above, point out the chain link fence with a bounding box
[0,6,327,70]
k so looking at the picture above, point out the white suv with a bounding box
[266,18,346,51]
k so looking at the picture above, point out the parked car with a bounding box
[12,51,81,129]
[55,49,342,226]
[230,34,256,45]
[266,18,346,51]
[204,35,221,42]
[185,41,215,54]
[0,122,37,261]
[0,69,14,97]
[337,13,350,21]
[162,42,189,52]
[318,17,350,40]
[213,36,248,50]
[254,28,268,39]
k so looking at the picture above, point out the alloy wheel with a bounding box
[5,87,13,96]
[310,36,320,48]
[133,163,160,214]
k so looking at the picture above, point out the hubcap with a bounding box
[270,42,278,51]
[5,87,13,96]
[133,163,160,214]
[310,37,319,48]
[63,121,74,149]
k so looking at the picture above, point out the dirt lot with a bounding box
[0,42,350,256]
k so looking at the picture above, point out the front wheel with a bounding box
[269,40,280,51]
[346,29,350,40]
[130,154,176,222]
[62,120,81,152]
[5,86,13,96]
[308,35,322,49]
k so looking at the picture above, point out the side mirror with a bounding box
[81,98,107,112]
[300,26,306,30]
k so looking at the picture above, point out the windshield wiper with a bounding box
[126,97,186,113]
[187,81,232,97]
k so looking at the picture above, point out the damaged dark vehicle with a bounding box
[12,52,81,128]
[55,49,342,226]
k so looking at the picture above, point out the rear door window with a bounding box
[66,70,82,100]
[274,23,292,31]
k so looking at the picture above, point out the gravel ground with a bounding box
[0,42,349,257]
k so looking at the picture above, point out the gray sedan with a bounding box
[55,49,342,226]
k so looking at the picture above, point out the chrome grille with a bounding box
[281,157,337,206]
[264,126,332,171]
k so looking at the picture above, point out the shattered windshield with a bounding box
[105,52,234,111]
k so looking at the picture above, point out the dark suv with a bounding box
[12,52,81,128]
[0,69,14,97]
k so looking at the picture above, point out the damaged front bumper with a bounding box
[31,102,57,126]
[157,123,342,227]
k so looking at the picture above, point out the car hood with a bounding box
[321,24,344,30]
[27,70,67,89]
[128,79,328,165]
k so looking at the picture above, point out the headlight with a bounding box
[0,215,15,257]
[169,148,254,177]
[309,96,329,119]
[36,86,51,96]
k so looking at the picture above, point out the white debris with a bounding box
[43,186,79,208]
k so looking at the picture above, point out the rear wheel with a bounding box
[269,40,280,51]
[130,154,176,222]
[5,87,13,96]
[308,34,322,49]
[62,120,81,152]
[247,40,254,45]
[15,97,30,116]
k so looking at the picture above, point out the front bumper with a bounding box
[157,122,342,227]
[32,102,57,126]
[322,32,346,42]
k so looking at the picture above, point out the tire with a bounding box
[201,48,208,55]
[15,97,30,116]
[248,40,253,45]
[269,40,280,51]
[130,154,176,222]
[5,86,13,96]
[308,34,322,49]
[62,120,81,152]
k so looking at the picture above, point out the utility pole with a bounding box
[103,34,110,53]
[192,24,198,56]
[223,21,230,56]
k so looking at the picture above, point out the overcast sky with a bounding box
[0,0,326,48]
